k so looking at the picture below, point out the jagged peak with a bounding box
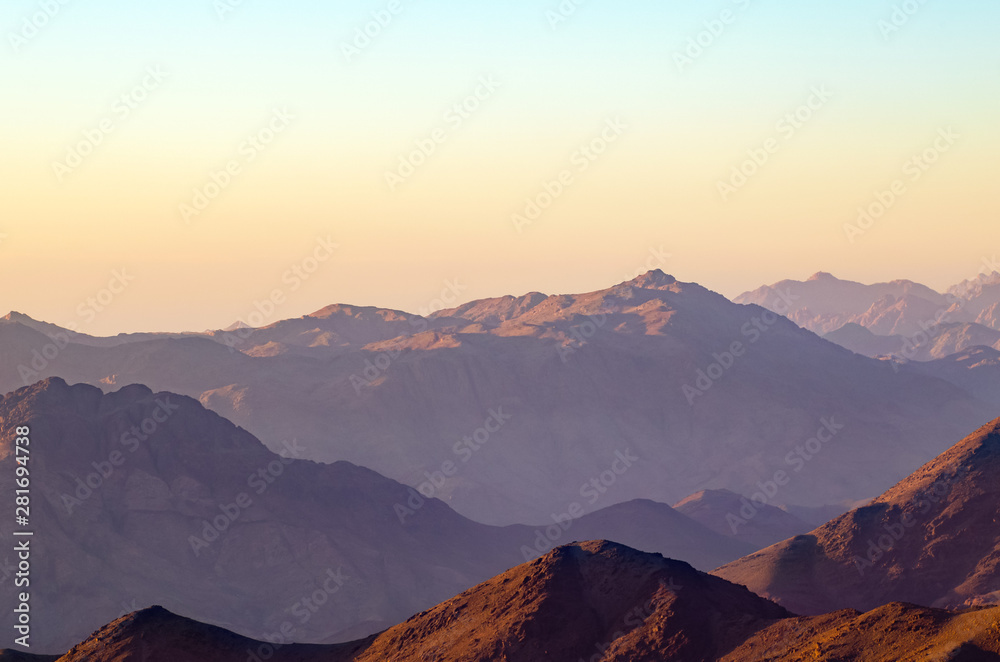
[625,269,678,290]
[2,311,37,323]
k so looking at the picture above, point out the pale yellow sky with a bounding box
[3,1,998,334]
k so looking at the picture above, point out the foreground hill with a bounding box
[0,379,748,652]
[1,272,992,525]
[714,416,1000,615]
[30,542,1000,661]
[349,540,789,662]
[0,652,58,662]
[52,607,360,662]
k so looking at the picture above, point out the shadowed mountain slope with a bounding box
[0,379,751,653]
[715,417,1000,615]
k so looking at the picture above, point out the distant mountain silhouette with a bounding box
[673,489,813,549]
[738,271,1000,360]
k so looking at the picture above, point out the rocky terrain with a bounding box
[714,416,1000,615]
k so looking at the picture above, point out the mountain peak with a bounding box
[115,605,174,628]
[807,271,837,281]
[58,605,276,662]
[626,269,678,290]
[948,270,1000,299]
[353,539,790,662]
[2,311,35,323]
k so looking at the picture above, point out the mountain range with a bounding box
[0,378,754,652]
[737,271,1000,362]
[1,271,993,528]
[3,270,1000,658]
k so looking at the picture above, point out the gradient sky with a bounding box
[2,0,999,334]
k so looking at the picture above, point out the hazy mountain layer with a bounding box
[1,272,992,526]
[738,271,1000,359]
[824,322,1000,362]
[0,379,750,653]
[673,489,813,549]
[734,271,949,335]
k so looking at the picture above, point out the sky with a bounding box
[2,0,999,334]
